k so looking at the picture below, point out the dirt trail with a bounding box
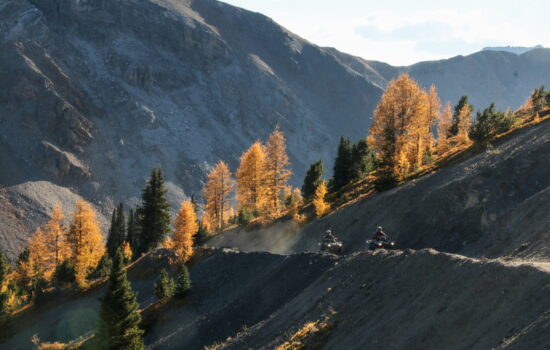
[210,119,550,263]
[2,248,550,349]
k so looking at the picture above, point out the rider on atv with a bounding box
[323,229,337,243]
[372,226,388,242]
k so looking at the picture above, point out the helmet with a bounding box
[377,226,383,231]
[326,229,332,234]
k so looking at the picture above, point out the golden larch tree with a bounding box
[423,85,441,155]
[44,204,68,268]
[24,205,69,282]
[26,228,48,281]
[369,73,429,181]
[264,127,292,218]
[437,102,453,154]
[455,104,472,144]
[67,200,105,287]
[173,200,198,263]
[236,141,267,213]
[313,181,329,217]
[203,161,234,233]
[121,241,133,263]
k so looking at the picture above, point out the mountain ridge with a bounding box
[1,0,550,259]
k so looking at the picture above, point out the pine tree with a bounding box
[126,209,141,260]
[264,127,292,218]
[173,201,198,263]
[350,139,377,182]
[449,96,473,136]
[0,251,10,290]
[470,103,516,144]
[67,200,105,288]
[154,269,175,299]
[97,248,144,350]
[174,265,191,299]
[139,168,171,255]
[332,136,353,190]
[106,203,127,259]
[369,73,429,183]
[531,86,547,115]
[236,141,267,213]
[437,102,453,153]
[203,161,234,233]
[302,159,324,202]
[455,104,473,144]
[312,181,329,217]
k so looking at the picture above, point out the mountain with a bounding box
[2,0,550,259]
[483,45,545,55]
[2,120,550,349]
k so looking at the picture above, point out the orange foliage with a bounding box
[203,161,234,233]
[369,73,433,179]
[67,201,105,288]
[173,200,198,263]
[264,127,292,218]
[236,141,267,214]
[313,181,329,217]
[437,102,453,154]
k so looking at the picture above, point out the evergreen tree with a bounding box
[350,139,377,182]
[237,207,254,226]
[139,168,171,255]
[92,253,112,279]
[154,269,175,299]
[301,159,324,202]
[97,248,144,350]
[194,220,210,246]
[531,86,548,115]
[470,103,516,144]
[0,251,9,289]
[332,137,353,190]
[106,203,127,259]
[126,209,141,260]
[174,265,191,299]
[449,96,473,136]
[54,259,76,288]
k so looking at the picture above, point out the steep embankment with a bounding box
[210,119,550,260]
[3,248,550,349]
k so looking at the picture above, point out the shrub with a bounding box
[154,269,175,299]
[174,265,191,299]
[237,207,255,226]
[470,103,516,143]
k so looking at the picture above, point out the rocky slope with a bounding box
[2,0,550,259]
[2,248,550,349]
[210,119,550,261]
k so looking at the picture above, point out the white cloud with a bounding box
[223,1,550,65]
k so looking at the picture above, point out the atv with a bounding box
[320,239,343,255]
[366,239,396,250]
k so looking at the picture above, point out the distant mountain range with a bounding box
[483,45,545,55]
[1,0,550,259]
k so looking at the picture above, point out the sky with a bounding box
[223,0,549,66]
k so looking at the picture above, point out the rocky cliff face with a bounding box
[1,0,550,259]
